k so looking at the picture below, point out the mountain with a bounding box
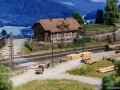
[0,0,106,26]
[53,0,105,14]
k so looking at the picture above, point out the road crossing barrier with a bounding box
[0,51,20,56]
[27,64,38,69]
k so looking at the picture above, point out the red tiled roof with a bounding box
[33,18,81,32]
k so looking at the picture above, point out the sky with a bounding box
[91,0,120,2]
[90,0,105,2]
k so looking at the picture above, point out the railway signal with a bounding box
[8,32,14,70]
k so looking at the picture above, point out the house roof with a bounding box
[32,18,81,32]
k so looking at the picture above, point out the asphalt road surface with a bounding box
[11,50,115,90]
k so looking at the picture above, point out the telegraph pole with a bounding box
[97,27,99,42]
[9,32,14,70]
[83,24,86,52]
[51,32,54,67]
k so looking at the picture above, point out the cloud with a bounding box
[90,0,105,2]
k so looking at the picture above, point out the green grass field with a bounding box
[81,24,113,30]
[13,79,95,90]
[67,60,114,78]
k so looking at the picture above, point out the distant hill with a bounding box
[53,0,105,14]
[0,0,105,26]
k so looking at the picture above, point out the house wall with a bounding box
[44,32,50,42]
[0,37,5,48]
[33,24,79,43]
[34,24,45,41]
[51,31,78,43]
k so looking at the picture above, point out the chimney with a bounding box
[50,18,52,21]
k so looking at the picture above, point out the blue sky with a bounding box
[91,0,120,2]
[91,0,105,2]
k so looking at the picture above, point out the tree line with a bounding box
[73,0,120,25]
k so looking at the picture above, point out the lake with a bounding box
[0,26,30,35]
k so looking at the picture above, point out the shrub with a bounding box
[79,67,87,75]
[58,43,64,49]
[76,36,92,43]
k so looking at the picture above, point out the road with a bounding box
[0,39,116,90]
[0,39,25,58]
[0,39,38,67]
[10,48,115,90]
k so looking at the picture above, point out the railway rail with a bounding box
[1,45,118,72]
[0,45,105,64]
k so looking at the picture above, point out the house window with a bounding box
[64,33,66,37]
[73,32,76,36]
[66,33,70,36]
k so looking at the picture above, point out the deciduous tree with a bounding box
[104,0,119,25]
[72,11,84,25]
[1,29,7,36]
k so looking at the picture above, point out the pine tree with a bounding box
[0,63,13,90]
[95,9,104,24]
[101,60,120,90]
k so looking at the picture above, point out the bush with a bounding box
[76,36,92,43]
[58,43,64,49]
[0,64,13,90]
[79,67,87,75]
[67,66,93,75]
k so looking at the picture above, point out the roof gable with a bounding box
[33,18,81,32]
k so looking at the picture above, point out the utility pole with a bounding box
[51,32,54,67]
[113,25,116,43]
[113,6,116,43]
[83,24,86,52]
[97,27,99,42]
[8,32,14,70]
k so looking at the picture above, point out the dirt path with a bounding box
[11,51,115,90]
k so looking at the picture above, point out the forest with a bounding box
[0,0,105,26]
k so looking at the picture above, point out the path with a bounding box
[0,39,25,58]
[11,51,115,90]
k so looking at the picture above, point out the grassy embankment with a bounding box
[81,24,113,30]
[67,60,114,78]
[13,79,95,90]
[22,40,112,55]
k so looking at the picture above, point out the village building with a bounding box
[32,18,81,43]
[0,37,5,48]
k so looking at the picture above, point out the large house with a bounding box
[32,18,81,43]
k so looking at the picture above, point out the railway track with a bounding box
[0,46,105,64]
[21,46,105,58]
[0,45,106,71]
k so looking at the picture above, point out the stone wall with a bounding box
[80,27,113,36]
